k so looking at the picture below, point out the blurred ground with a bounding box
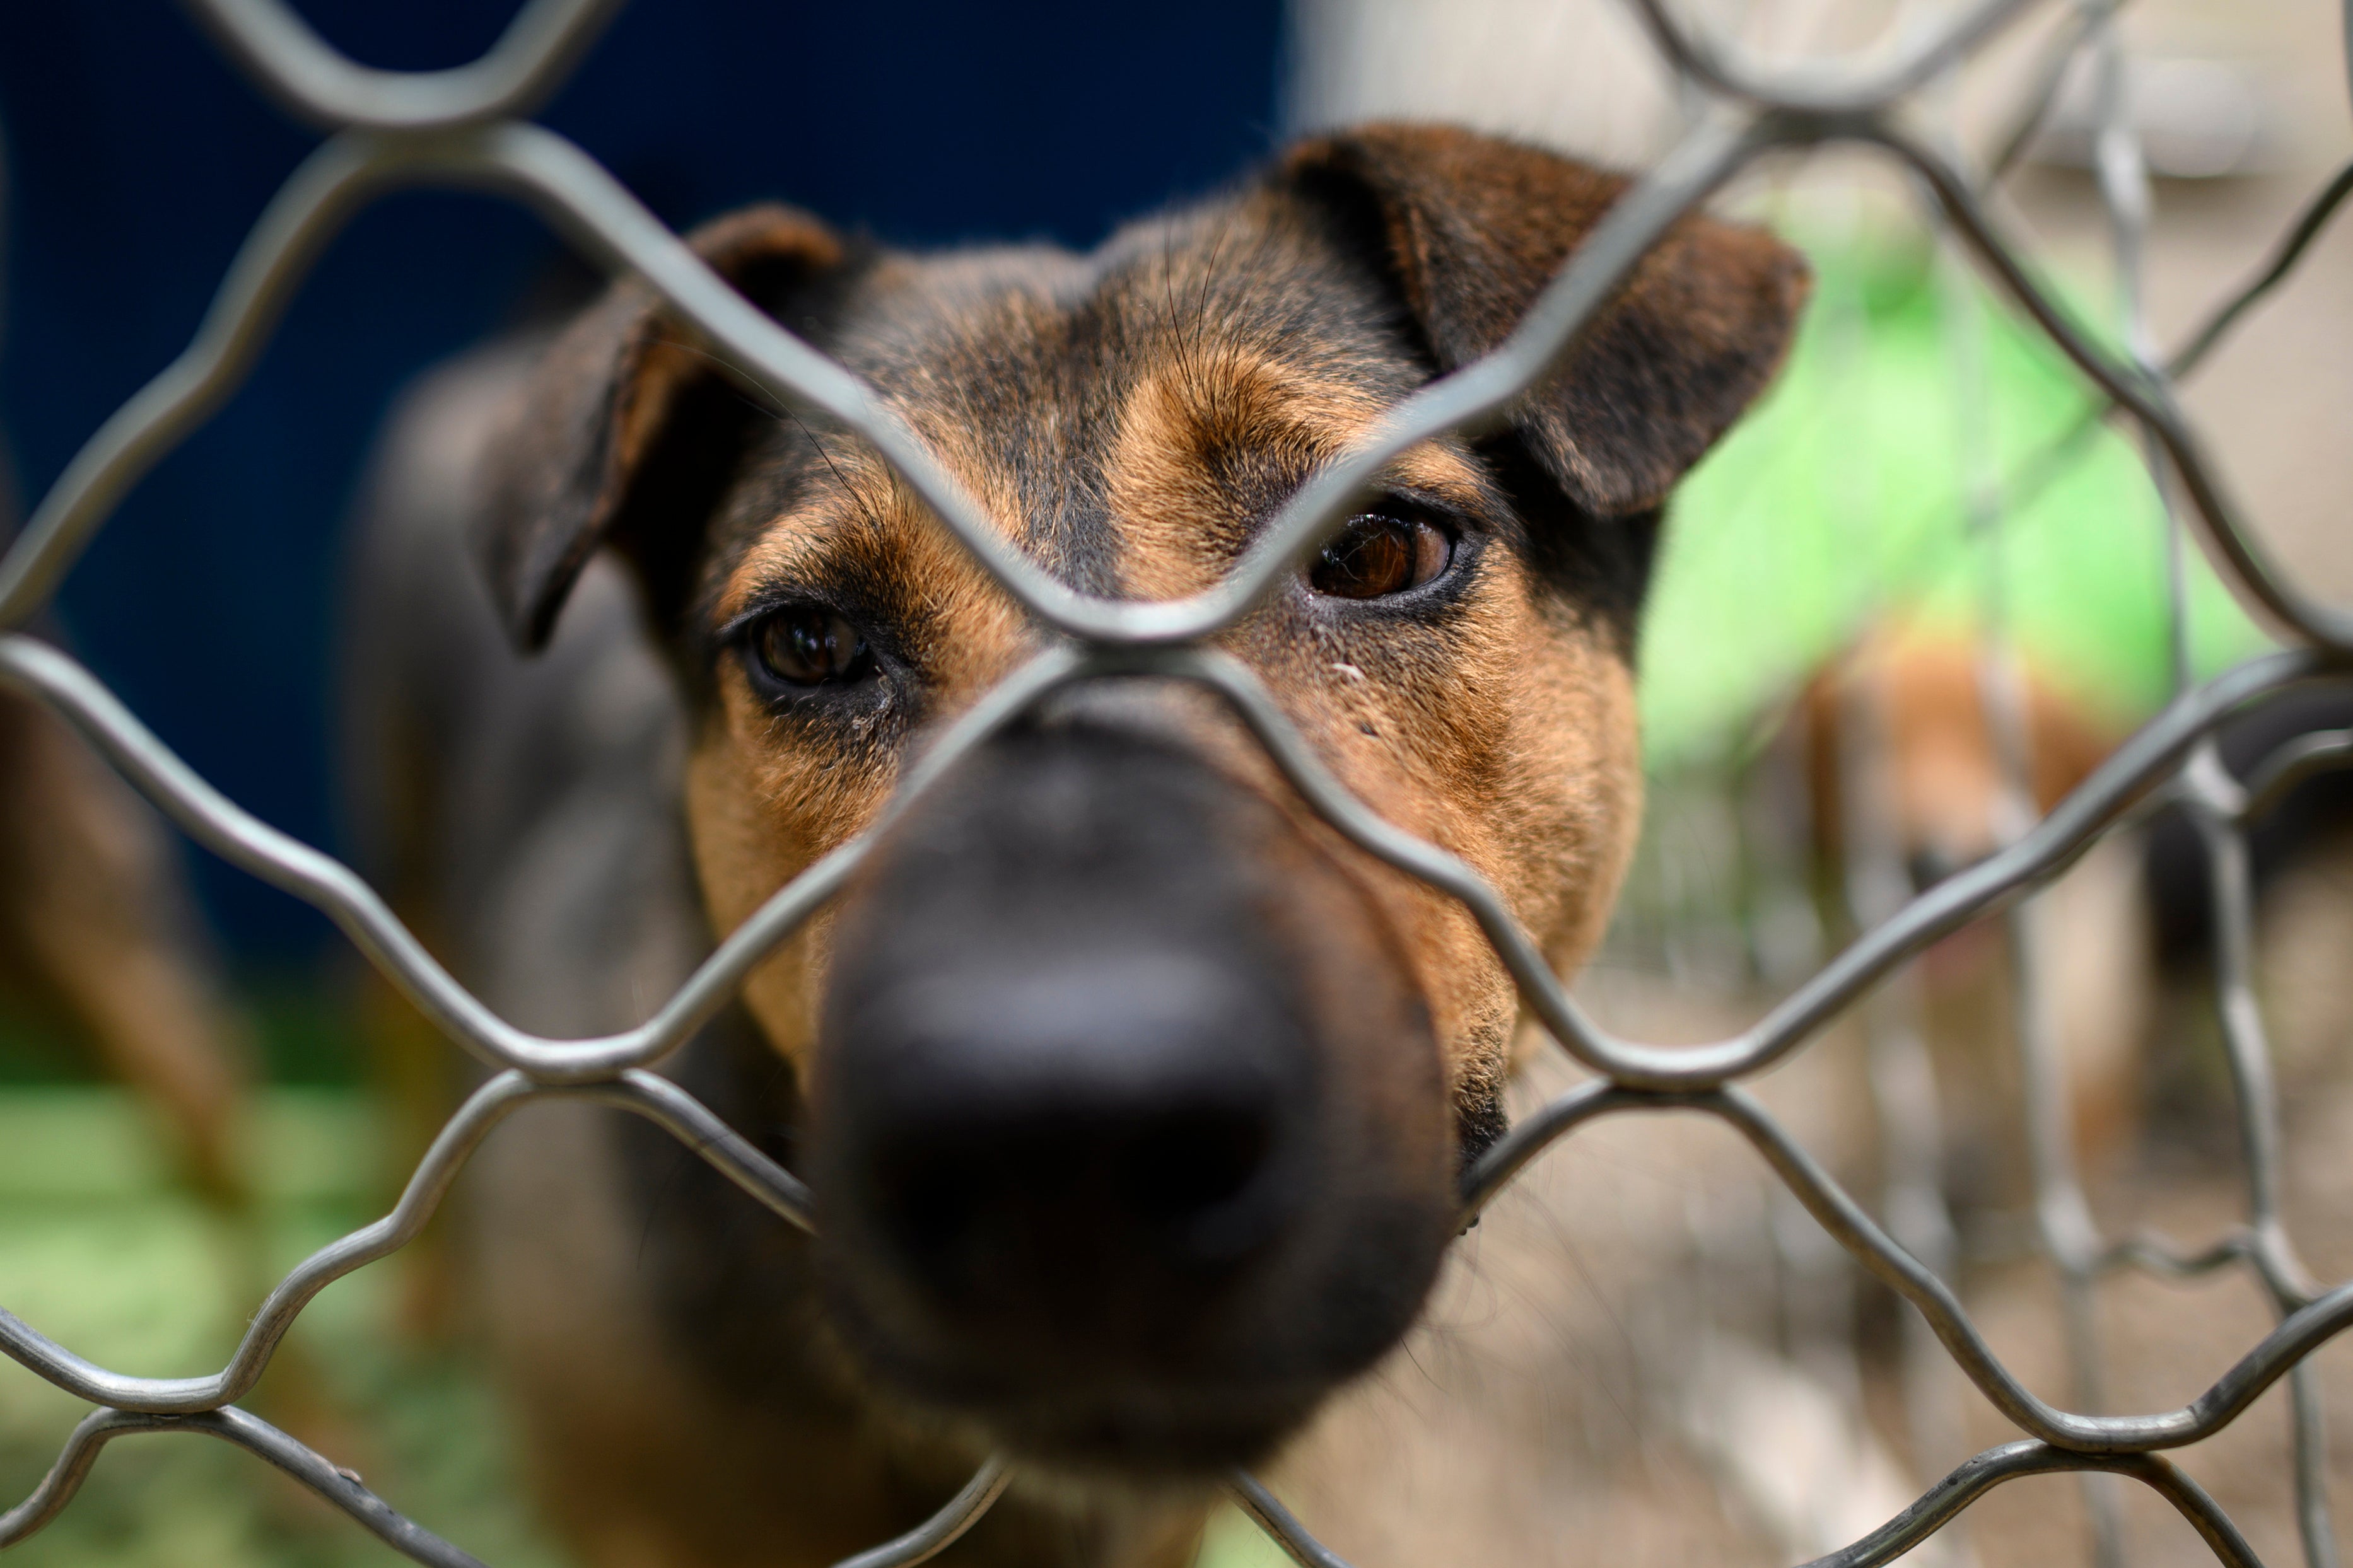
[0,1089,567,1567]
[1210,965,2353,1568]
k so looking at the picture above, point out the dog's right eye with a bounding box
[747,606,872,688]
[1308,511,1452,601]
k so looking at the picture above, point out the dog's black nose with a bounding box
[838,952,1309,1338]
[810,719,1454,1474]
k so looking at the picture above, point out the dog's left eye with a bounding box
[1308,512,1452,600]
[747,607,871,688]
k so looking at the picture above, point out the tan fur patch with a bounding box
[1108,346,1490,603]
[690,441,1038,1070]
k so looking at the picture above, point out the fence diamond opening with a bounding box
[6,2,2353,1565]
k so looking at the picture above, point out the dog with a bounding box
[0,677,251,1204]
[1793,624,2147,1215]
[0,484,250,1206]
[1797,629,2353,1200]
[346,124,1808,1567]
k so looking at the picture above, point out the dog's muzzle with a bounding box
[811,717,1454,1476]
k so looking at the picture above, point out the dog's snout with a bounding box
[850,955,1309,1322]
[810,722,1456,1474]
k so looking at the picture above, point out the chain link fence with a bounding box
[4,1,2353,1564]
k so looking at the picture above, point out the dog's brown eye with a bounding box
[1308,513,1451,600]
[750,607,869,687]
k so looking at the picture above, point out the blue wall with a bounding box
[0,1,1285,962]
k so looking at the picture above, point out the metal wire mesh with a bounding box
[4,1,2353,1565]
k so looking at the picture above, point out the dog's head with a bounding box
[476,125,1806,1480]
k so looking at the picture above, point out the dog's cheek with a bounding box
[1385,874,1517,1131]
[1279,588,1640,1101]
[683,706,894,1069]
[1408,584,1644,988]
[1517,627,1644,982]
[1215,630,1510,1127]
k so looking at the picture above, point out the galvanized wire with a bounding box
[1,1,2350,1564]
[1971,14,2128,1562]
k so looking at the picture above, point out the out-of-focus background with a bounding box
[6,2,2353,1565]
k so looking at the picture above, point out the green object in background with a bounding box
[1193,1495,1302,1568]
[1638,232,2274,773]
[0,1089,569,1568]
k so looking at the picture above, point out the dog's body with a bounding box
[0,678,250,1201]
[349,127,1807,1567]
[1794,626,2148,1209]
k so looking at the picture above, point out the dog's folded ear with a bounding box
[1276,124,1810,518]
[474,204,851,651]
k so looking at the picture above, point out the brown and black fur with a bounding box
[0,681,248,1199]
[348,125,1808,1567]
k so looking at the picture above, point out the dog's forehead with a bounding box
[832,199,1411,394]
[769,199,1443,595]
